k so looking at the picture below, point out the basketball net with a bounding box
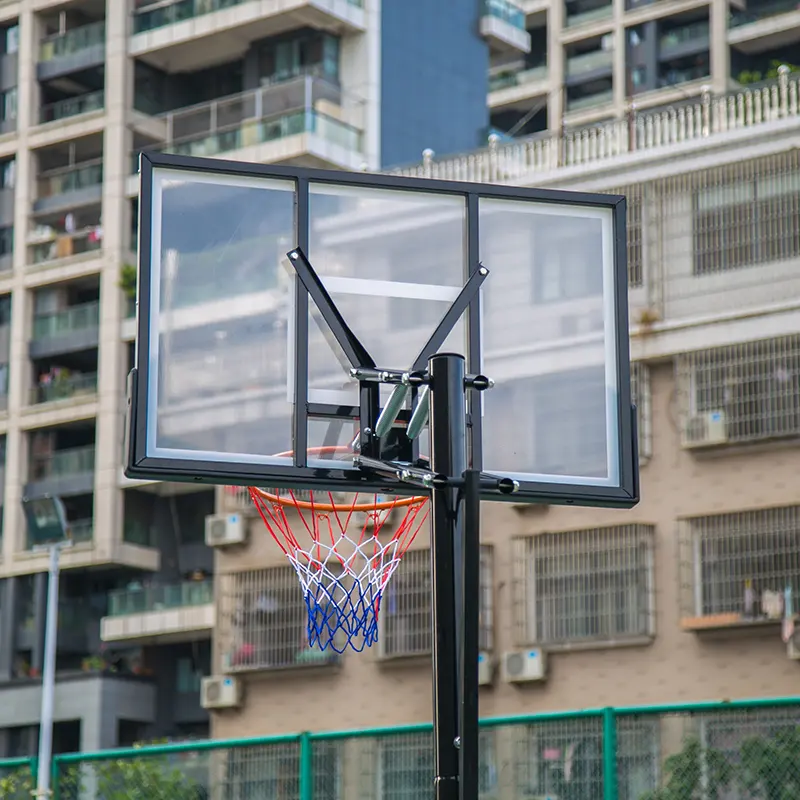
[248,487,429,653]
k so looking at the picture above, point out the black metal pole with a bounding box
[429,352,467,800]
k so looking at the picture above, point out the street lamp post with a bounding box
[21,496,71,800]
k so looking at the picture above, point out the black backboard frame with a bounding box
[126,151,638,508]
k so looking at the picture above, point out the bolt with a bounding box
[290,252,299,260]
[454,737,461,749]
[363,427,372,436]
[479,267,488,276]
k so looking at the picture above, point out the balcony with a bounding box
[30,371,97,407]
[130,0,365,72]
[729,0,800,53]
[30,302,100,359]
[566,88,615,111]
[37,21,106,82]
[141,77,364,169]
[101,579,214,645]
[480,0,532,53]
[27,444,95,495]
[565,3,612,28]
[39,91,104,126]
[659,21,711,60]
[489,64,549,107]
[34,161,103,216]
[679,505,800,633]
[28,225,103,267]
[566,49,614,81]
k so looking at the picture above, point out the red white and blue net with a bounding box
[248,488,430,653]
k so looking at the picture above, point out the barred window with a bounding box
[678,335,800,446]
[513,525,655,646]
[375,731,496,800]
[608,183,643,287]
[219,566,338,673]
[679,505,800,620]
[381,546,493,658]
[514,716,659,800]
[221,740,340,799]
[631,361,652,461]
[693,161,800,275]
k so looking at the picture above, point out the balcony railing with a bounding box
[660,20,711,50]
[37,161,103,200]
[39,21,105,62]
[730,0,800,27]
[489,64,548,92]
[161,109,362,159]
[566,3,612,27]
[137,77,364,162]
[29,227,103,265]
[108,579,213,616]
[390,72,800,184]
[25,517,93,550]
[29,444,95,483]
[566,49,613,77]
[567,88,615,110]
[133,0,363,34]
[482,0,527,29]
[67,518,93,543]
[40,91,104,124]
[30,372,98,405]
[32,301,100,341]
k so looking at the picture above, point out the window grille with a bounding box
[369,730,497,800]
[512,524,655,647]
[218,566,338,673]
[692,152,800,275]
[381,546,494,658]
[630,361,652,461]
[677,335,800,447]
[608,183,644,287]
[678,505,800,620]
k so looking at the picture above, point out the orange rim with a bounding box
[249,446,428,512]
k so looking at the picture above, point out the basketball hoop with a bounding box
[245,448,430,653]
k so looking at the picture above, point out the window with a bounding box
[377,731,497,800]
[220,566,338,672]
[0,87,16,123]
[0,227,12,259]
[533,367,608,478]
[381,546,494,658]
[0,158,15,189]
[679,335,800,445]
[693,169,800,275]
[532,215,604,303]
[680,505,800,620]
[2,25,18,55]
[513,524,655,646]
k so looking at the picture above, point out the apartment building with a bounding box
[207,67,800,800]
[489,0,800,138]
[0,0,527,762]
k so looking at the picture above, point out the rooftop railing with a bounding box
[390,70,799,183]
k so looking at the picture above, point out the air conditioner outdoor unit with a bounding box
[683,410,728,448]
[204,513,247,547]
[201,676,242,709]
[502,649,547,684]
[478,652,494,686]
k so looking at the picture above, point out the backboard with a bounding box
[126,152,637,507]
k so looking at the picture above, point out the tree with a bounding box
[739,726,800,800]
[58,746,207,800]
[639,737,733,800]
[0,767,35,800]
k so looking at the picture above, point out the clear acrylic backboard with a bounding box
[126,152,637,508]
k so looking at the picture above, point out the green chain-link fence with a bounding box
[2,697,800,798]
